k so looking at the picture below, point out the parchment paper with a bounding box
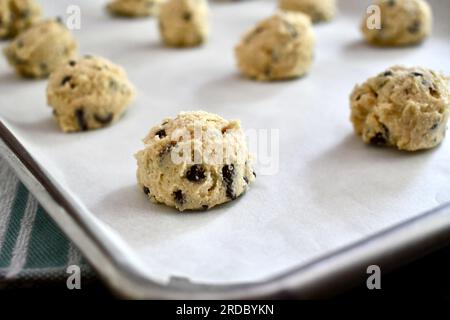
[1,0,449,284]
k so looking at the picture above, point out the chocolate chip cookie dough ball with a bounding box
[136,111,256,212]
[158,0,208,47]
[106,0,162,17]
[3,19,77,78]
[235,11,315,81]
[278,0,336,23]
[350,66,450,151]
[0,0,41,39]
[47,56,136,132]
[361,0,432,46]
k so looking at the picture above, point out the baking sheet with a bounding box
[1,0,449,285]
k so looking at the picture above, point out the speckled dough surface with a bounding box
[235,11,315,81]
[47,56,136,132]
[4,19,77,78]
[107,0,162,17]
[361,0,432,46]
[278,0,336,23]
[136,111,255,211]
[350,66,450,151]
[158,0,208,47]
[0,0,41,39]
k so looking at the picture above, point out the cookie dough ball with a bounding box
[158,0,208,47]
[0,0,41,39]
[235,11,315,81]
[278,0,336,23]
[106,0,162,17]
[47,56,136,132]
[136,111,256,211]
[361,0,432,46]
[3,19,77,78]
[350,66,450,151]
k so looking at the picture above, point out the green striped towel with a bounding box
[0,156,94,288]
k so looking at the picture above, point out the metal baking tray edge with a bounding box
[1,119,450,299]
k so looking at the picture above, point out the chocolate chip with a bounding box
[412,72,423,77]
[243,176,249,184]
[94,113,113,125]
[173,190,185,205]
[222,164,236,200]
[69,60,76,66]
[408,20,421,34]
[254,27,263,34]
[155,129,166,138]
[109,79,118,90]
[253,171,257,178]
[182,12,192,21]
[383,70,393,77]
[370,132,387,146]
[430,123,439,130]
[20,10,30,18]
[312,10,325,22]
[61,75,72,86]
[143,186,150,195]
[378,80,389,89]
[186,165,206,183]
[202,205,209,210]
[429,87,439,98]
[369,124,390,146]
[75,108,88,131]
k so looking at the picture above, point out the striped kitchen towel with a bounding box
[0,156,94,288]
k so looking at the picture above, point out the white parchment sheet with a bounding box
[1,0,450,284]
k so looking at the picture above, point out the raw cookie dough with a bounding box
[235,11,315,81]
[350,66,450,151]
[158,0,208,47]
[47,56,136,132]
[361,0,432,46]
[106,0,162,17]
[278,0,336,23]
[4,19,77,78]
[0,0,41,39]
[136,111,256,211]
